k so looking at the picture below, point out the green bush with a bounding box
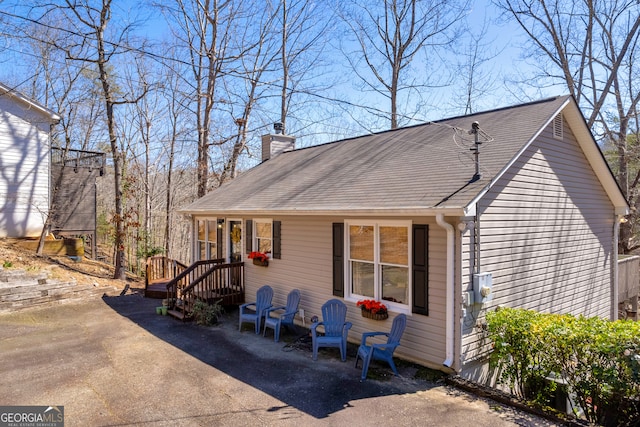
[486,307,640,425]
[189,300,224,326]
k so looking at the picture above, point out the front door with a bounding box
[229,220,242,262]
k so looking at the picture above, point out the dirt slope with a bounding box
[0,239,142,293]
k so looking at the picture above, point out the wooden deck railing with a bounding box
[164,259,245,320]
[618,255,639,319]
[145,255,188,296]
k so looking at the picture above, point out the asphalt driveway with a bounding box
[0,293,559,426]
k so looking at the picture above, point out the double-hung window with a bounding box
[346,221,410,312]
[254,219,273,257]
[196,218,219,260]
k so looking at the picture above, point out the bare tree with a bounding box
[275,0,337,136]
[453,17,503,114]
[156,52,192,258]
[215,2,281,184]
[341,0,469,129]
[30,0,150,279]
[495,0,640,253]
[159,0,241,198]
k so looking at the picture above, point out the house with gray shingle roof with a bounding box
[180,95,628,382]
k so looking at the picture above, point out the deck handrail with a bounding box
[145,255,188,291]
[164,259,245,319]
[182,261,244,294]
[165,259,226,298]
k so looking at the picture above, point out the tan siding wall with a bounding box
[460,120,615,373]
[242,215,448,368]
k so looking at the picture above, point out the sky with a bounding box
[128,0,557,122]
[0,0,565,150]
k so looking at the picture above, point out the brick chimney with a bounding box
[261,122,295,162]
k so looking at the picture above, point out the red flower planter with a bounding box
[252,258,268,267]
[361,308,388,320]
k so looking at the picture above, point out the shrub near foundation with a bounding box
[486,307,640,426]
[190,300,224,326]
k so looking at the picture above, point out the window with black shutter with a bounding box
[332,221,427,315]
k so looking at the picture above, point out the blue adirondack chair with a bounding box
[263,289,301,342]
[238,285,273,334]
[355,313,407,381]
[311,299,352,362]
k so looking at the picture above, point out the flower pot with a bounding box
[252,258,268,267]
[361,309,388,320]
[161,307,168,316]
[156,306,163,315]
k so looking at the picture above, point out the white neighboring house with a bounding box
[0,82,60,238]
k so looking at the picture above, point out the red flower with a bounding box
[356,299,387,315]
[248,251,269,262]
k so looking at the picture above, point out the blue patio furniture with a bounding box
[355,313,407,381]
[263,289,301,342]
[238,285,273,334]
[311,299,352,362]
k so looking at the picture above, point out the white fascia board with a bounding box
[0,82,61,123]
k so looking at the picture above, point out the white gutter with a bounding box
[178,207,465,217]
[436,213,455,369]
[0,83,61,123]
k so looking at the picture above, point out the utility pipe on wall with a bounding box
[436,213,455,369]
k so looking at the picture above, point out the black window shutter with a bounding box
[332,223,344,297]
[272,221,281,259]
[412,224,429,315]
[245,220,253,254]
[216,221,223,259]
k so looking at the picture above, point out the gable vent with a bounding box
[553,113,563,140]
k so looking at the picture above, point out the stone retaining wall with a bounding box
[0,267,115,313]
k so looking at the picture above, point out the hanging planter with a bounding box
[357,299,388,320]
[252,258,269,267]
[248,251,269,267]
[360,309,388,321]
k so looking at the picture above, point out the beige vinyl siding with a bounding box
[243,215,448,369]
[0,97,51,238]
[460,119,615,369]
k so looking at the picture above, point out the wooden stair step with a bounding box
[167,309,187,321]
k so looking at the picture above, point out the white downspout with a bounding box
[436,213,455,369]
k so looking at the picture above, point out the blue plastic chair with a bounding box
[311,299,352,362]
[238,285,273,334]
[263,289,301,342]
[355,313,407,380]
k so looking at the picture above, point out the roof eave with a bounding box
[178,207,466,218]
[0,82,61,123]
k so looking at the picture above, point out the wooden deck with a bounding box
[144,256,245,320]
[144,256,188,299]
[145,279,172,299]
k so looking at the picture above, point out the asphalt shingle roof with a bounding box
[183,96,571,215]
